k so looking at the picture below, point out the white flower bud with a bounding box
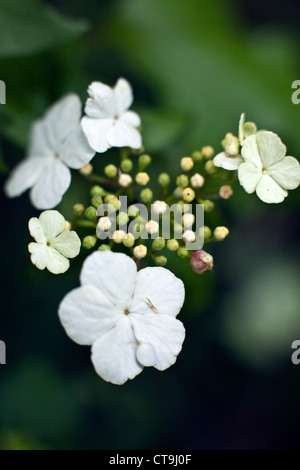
[152,200,168,215]
[118,173,133,188]
[133,245,147,259]
[112,230,126,243]
[214,226,229,240]
[182,230,196,243]
[97,216,112,232]
[190,173,205,188]
[146,220,159,235]
[180,157,194,171]
[182,213,195,229]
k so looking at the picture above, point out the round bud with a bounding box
[182,230,196,243]
[166,239,179,251]
[136,172,150,186]
[104,195,121,211]
[91,195,103,208]
[182,213,195,229]
[201,146,214,159]
[120,158,133,173]
[200,199,215,212]
[140,188,153,203]
[190,249,213,274]
[219,185,233,199]
[192,150,203,163]
[133,245,147,259]
[173,187,184,199]
[158,173,170,187]
[138,154,152,170]
[146,220,159,235]
[128,205,140,218]
[176,174,189,188]
[222,133,239,156]
[190,173,205,188]
[82,235,97,249]
[79,163,93,176]
[198,225,212,240]
[112,230,126,244]
[119,174,132,188]
[117,211,129,226]
[85,206,97,220]
[104,164,118,178]
[182,187,195,202]
[155,256,167,267]
[97,216,112,232]
[152,237,166,251]
[91,185,106,197]
[98,244,111,251]
[204,160,217,174]
[123,233,135,248]
[214,226,229,240]
[64,221,71,231]
[152,200,168,216]
[177,246,189,258]
[180,157,194,172]
[73,203,84,218]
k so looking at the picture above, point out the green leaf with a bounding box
[0,0,89,58]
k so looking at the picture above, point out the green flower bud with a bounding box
[167,239,179,251]
[83,235,97,249]
[73,203,85,218]
[182,187,195,202]
[176,174,189,188]
[104,195,121,211]
[98,244,111,251]
[199,199,215,212]
[173,187,184,199]
[158,173,170,187]
[136,172,150,186]
[180,157,194,172]
[91,195,103,208]
[204,160,217,174]
[192,150,203,163]
[155,255,167,266]
[104,164,118,178]
[85,206,97,220]
[123,233,135,248]
[198,225,212,240]
[177,246,189,258]
[117,211,129,226]
[201,146,214,159]
[120,158,133,173]
[90,185,106,197]
[140,188,153,203]
[152,237,166,251]
[128,205,140,218]
[138,154,152,170]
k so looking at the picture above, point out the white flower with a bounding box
[58,251,185,385]
[81,78,142,153]
[238,131,300,203]
[28,210,81,274]
[4,94,95,210]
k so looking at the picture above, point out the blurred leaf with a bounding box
[0,0,89,58]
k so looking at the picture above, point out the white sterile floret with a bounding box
[4,95,95,210]
[238,131,300,204]
[28,210,81,274]
[58,251,185,385]
[81,78,142,153]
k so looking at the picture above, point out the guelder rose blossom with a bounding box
[238,131,300,203]
[4,94,95,210]
[81,78,142,153]
[58,251,185,385]
[28,210,81,274]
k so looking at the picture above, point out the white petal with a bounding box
[256,131,286,169]
[256,174,288,204]
[107,120,142,149]
[28,120,53,157]
[129,267,185,318]
[213,152,243,171]
[267,156,300,190]
[91,316,143,385]
[80,251,137,311]
[241,134,263,168]
[28,218,46,244]
[28,242,48,270]
[238,112,245,143]
[30,159,71,210]
[238,162,262,194]
[51,230,81,258]
[81,117,112,153]
[46,246,70,274]
[44,94,82,149]
[58,285,122,345]
[60,124,95,169]
[131,313,185,370]
[85,81,115,118]
[120,110,141,128]
[4,157,49,198]
[38,210,66,240]
[114,78,133,115]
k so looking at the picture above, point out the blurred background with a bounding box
[0,0,300,450]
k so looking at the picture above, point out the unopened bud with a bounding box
[152,200,168,215]
[146,220,159,235]
[79,163,93,175]
[200,199,215,212]
[120,158,133,173]
[214,226,229,240]
[222,133,239,156]
[97,216,112,232]
[182,213,195,229]
[173,187,184,199]
[136,172,150,185]
[128,205,140,218]
[140,188,153,203]
[104,164,117,178]
[139,154,152,170]
[119,174,132,188]
[112,230,126,244]
[73,203,84,217]
[123,233,135,248]
[91,185,106,197]
[83,235,97,249]
[85,206,97,220]
[133,245,147,259]
[176,174,189,188]
[181,157,194,172]
[104,195,121,211]
[154,256,167,267]
[204,160,217,174]
[182,187,195,202]
[167,239,179,251]
[177,246,189,258]
[64,221,71,231]
[190,249,213,274]
[98,244,111,251]
[190,173,205,188]
[201,146,214,159]
[91,195,103,208]
[192,150,203,163]
[182,230,196,243]
[117,211,129,226]
[158,173,170,187]
[219,185,233,199]
[152,237,165,251]
[198,225,212,240]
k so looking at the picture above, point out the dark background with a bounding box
[0,0,299,449]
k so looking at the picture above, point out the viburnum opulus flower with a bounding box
[4,94,95,209]
[28,210,81,274]
[238,131,300,203]
[81,78,142,153]
[58,251,185,385]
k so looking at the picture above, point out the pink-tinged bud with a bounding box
[190,250,213,274]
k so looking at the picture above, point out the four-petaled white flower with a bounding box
[4,94,95,210]
[58,251,185,385]
[238,131,300,203]
[28,210,81,274]
[81,78,142,153]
